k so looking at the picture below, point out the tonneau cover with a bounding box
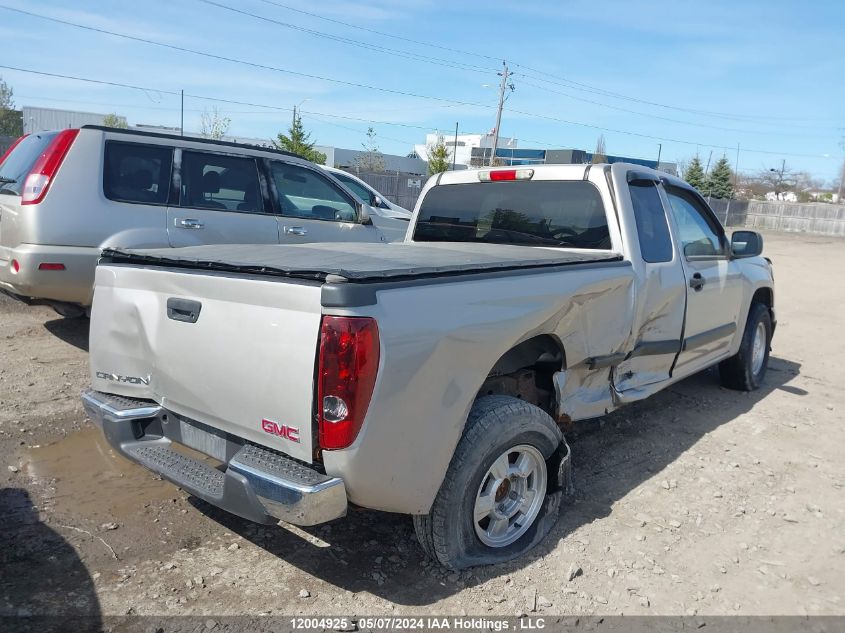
[102,242,622,282]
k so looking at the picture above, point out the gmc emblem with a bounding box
[261,419,301,443]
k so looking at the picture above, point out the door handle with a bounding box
[689,272,705,291]
[167,297,202,323]
[284,226,308,236]
[177,218,204,229]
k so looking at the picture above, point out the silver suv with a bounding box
[0,126,399,316]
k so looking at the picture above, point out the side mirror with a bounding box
[730,230,763,258]
[357,202,373,225]
[372,195,384,208]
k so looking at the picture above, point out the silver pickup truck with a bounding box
[83,163,775,569]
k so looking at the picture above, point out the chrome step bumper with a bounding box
[82,390,347,526]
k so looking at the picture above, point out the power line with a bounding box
[198,0,492,75]
[515,65,840,127]
[255,0,500,62]
[0,5,488,109]
[251,0,833,126]
[1,63,834,161]
[519,79,835,137]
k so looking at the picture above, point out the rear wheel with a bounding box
[414,395,564,569]
[718,302,772,391]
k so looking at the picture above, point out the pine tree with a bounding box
[705,156,734,199]
[683,155,706,191]
[273,113,326,165]
[427,135,450,175]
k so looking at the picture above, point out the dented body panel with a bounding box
[86,162,775,516]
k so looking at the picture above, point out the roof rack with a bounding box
[80,125,303,160]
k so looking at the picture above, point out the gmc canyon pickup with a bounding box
[83,163,775,569]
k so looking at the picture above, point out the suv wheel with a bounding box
[414,395,566,569]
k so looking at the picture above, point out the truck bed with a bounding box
[101,242,622,282]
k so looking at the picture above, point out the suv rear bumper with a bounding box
[81,390,347,526]
[0,243,99,305]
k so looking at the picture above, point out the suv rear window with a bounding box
[104,142,173,205]
[413,180,611,249]
[0,132,58,196]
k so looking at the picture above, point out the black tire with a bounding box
[718,302,772,391]
[413,395,564,570]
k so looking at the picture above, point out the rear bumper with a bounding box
[81,390,347,526]
[0,243,98,305]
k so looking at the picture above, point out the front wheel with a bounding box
[718,302,772,391]
[414,395,566,570]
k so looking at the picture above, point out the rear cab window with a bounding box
[413,180,611,249]
[180,151,264,213]
[628,181,674,263]
[270,162,358,222]
[104,141,173,205]
[0,132,59,196]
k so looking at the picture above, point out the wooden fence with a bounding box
[705,198,845,237]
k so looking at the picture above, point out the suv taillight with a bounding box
[317,316,379,450]
[0,134,28,166]
[20,129,79,205]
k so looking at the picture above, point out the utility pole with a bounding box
[292,105,297,130]
[733,142,740,194]
[838,158,845,202]
[489,61,511,167]
[180,89,184,137]
[656,143,662,170]
[452,122,458,171]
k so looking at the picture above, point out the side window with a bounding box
[333,172,374,205]
[666,187,726,258]
[271,162,357,222]
[181,152,262,213]
[104,142,172,204]
[628,181,673,263]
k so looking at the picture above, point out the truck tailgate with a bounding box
[89,264,321,463]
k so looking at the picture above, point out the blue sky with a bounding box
[1,0,842,182]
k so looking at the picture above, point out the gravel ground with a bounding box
[1,230,843,619]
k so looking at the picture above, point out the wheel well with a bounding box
[751,287,774,323]
[478,335,565,417]
[752,287,772,309]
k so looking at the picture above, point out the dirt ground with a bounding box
[1,230,843,620]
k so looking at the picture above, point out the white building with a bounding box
[413,132,517,167]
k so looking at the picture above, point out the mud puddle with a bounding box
[16,425,176,522]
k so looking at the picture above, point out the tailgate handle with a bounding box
[167,298,202,323]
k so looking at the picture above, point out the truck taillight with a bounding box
[317,316,379,450]
[20,129,79,206]
[0,134,28,166]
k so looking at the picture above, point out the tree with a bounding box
[353,127,385,172]
[591,134,607,164]
[200,106,231,140]
[683,155,706,191]
[102,113,128,129]
[0,76,23,137]
[756,163,796,200]
[704,156,734,199]
[427,134,450,175]
[272,112,326,164]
